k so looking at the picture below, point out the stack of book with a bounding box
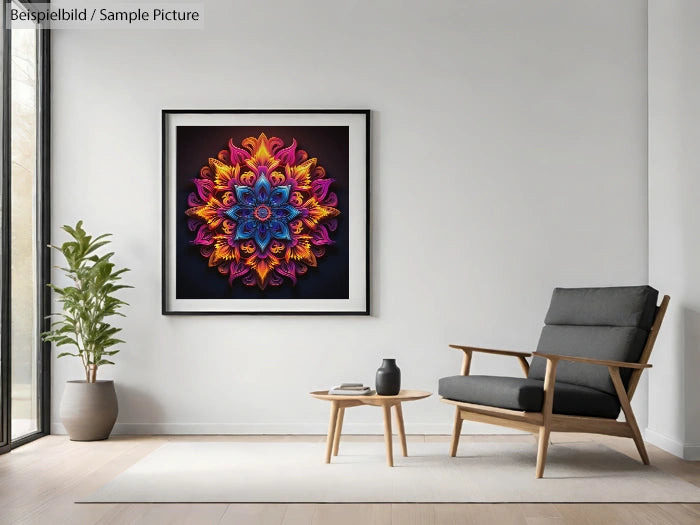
[329,383,373,395]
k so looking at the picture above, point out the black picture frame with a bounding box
[161,109,370,315]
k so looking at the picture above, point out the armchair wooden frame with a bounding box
[441,295,670,478]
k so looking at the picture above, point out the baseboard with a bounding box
[51,421,525,436]
[644,428,700,460]
[685,444,700,461]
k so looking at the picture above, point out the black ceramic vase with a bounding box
[375,358,401,395]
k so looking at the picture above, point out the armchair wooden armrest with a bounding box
[531,352,652,370]
[449,344,531,376]
[449,344,532,358]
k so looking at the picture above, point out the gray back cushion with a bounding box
[529,286,659,395]
[543,286,658,330]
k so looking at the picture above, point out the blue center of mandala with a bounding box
[224,173,302,252]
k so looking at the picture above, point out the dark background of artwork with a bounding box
[175,125,350,300]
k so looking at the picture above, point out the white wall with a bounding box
[647,0,700,459]
[51,0,649,435]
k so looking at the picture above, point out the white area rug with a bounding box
[80,442,700,503]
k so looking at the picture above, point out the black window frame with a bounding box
[0,0,51,453]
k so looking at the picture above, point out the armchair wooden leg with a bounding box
[609,366,650,465]
[450,407,463,457]
[536,357,558,478]
[449,349,472,458]
[628,422,650,465]
[536,425,551,478]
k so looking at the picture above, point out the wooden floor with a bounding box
[1,433,699,525]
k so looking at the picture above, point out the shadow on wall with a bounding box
[112,384,164,434]
[683,307,700,447]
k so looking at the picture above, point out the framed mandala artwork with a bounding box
[162,109,370,314]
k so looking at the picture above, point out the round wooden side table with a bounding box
[310,389,432,467]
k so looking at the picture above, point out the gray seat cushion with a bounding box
[529,286,659,395]
[438,375,621,419]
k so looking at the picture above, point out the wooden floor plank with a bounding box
[654,503,700,525]
[313,503,391,525]
[524,518,567,525]
[280,504,318,525]
[518,504,563,519]
[218,503,288,525]
[553,503,686,525]
[392,504,435,525]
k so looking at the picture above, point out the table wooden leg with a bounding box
[394,403,408,457]
[325,401,339,464]
[332,407,345,456]
[382,404,394,467]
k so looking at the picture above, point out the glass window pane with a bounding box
[10,24,38,440]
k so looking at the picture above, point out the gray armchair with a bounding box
[439,286,669,478]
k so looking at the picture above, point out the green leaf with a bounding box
[56,337,79,347]
[84,239,112,256]
[61,223,77,238]
[110,268,131,279]
[57,352,80,358]
[101,338,125,347]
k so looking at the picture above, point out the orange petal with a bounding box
[301,197,340,227]
[210,158,234,187]
[286,158,316,189]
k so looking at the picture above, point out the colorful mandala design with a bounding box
[185,133,340,289]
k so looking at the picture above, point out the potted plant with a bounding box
[42,221,132,441]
